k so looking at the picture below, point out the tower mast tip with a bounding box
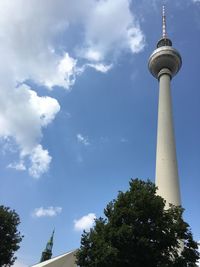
[162,5,167,38]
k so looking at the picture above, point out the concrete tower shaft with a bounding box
[148,7,182,206]
[155,68,181,206]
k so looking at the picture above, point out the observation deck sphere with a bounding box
[148,46,182,79]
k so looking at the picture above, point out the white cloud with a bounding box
[28,89,60,128]
[74,213,96,231]
[0,0,79,90]
[7,161,26,171]
[77,134,90,146]
[83,49,103,62]
[0,0,144,87]
[87,63,113,73]
[43,53,78,90]
[192,0,200,2]
[0,84,60,178]
[79,0,145,61]
[32,206,62,218]
[77,62,112,74]
[127,27,145,53]
[0,0,76,178]
[0,0,144,177]
[28,145,52,178]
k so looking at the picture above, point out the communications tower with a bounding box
[148,6,182,206]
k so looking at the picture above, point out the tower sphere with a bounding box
[148,43,182,79]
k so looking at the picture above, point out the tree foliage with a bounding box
[0,205,23,266]
[76,179,199,267]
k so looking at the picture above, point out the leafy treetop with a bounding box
[0,205,23,266]
[76,179,199,267]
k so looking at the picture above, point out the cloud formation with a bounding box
[7,161,26,171]
[0,0,145,178]
[78,0,145,61]
[0,84,60,178]
[32,206,62,218]
[77,134,90,146]
[74,213,96,231]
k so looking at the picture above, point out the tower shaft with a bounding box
[156,69,181,206]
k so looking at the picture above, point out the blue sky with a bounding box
[0,0,199,266]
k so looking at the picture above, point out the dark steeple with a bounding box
[157,5,172,48]
[40,230,55,262]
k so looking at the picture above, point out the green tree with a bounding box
[76,179,199,267]
[0,205,23,266]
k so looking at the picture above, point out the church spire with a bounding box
[40,230,55,262]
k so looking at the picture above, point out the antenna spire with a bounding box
[157,5,172,48]
[162,5,167,38]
